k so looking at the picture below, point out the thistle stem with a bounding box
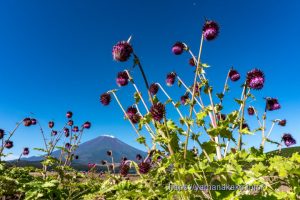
[237,86,248,151]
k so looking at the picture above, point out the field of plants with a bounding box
[1,19,300,200]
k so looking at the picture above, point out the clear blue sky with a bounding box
[1,0,299,159]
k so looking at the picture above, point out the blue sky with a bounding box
[0,0,299,159]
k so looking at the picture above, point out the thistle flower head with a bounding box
[75,155,79,159]
[30,118,37,125]
[101,160,107,165]
[246,69,265,90]
[126,106,141,124]
[48,121,54,129]
[166,72,177,86]
[150,102,166,121]
[51,130,58,136]
[228,69,240,81]
[149,83,159,95]
[66,111,73,118]
[247,107,255,115]
[138,161,151,174]
[68,120,74,126]
[112,41,133,62]
[282,133,296,147]
[216,113,226,121]
[278,119,286,126]
[83,121,91,129]
[116,71,129,87]
[5,140,13,149]
[189,58,196,66]
[72,126,79,132]
[64,128,69,137]
[23,118,32,127]
[119,161,130,177]
[100,93,111,106]
[203,20,220,41]
[65,143,71,149]
[172,42,185,55]
[107,150,112,156]
[180,94,189,105]
[0,129,4,139]
[136,154,142,161]
[242,123,250,131]
[266,98,281,111]
[23,147,29,156]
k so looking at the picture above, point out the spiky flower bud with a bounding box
[266,98,281,111]
[83,121,91,129]
[112,41,133,62]
[203,20,220,41]
[72,126,79,132]
[278,119,286,126]
[181,94,189,105]
[23,118,32,127]
[189,58,196,66]
[282,133,296,147]
[116,71,129,86]
[247,107,255,115]
[150,102,166,121]
[246,69,265,90]
[30,118,37,125]
[66,111,73,118]
[172,42,185,55]
[51,130,58,136]
[5,140,13,149]
[23,147,29,156]
[228,69,240,81]
[48,121,54,129]
[149,83,159,95]
[126,106,141,124]
[166,72,177,86]
[138,161,151,174]
[119,161,130,177]
[67,120,73,126]
[100,93,111,106]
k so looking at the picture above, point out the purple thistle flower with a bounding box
[247,107,255,115]
[51,130,58,136]
[30,118,37,125]
[166,72,177,86]
[266,98,281,111]
[65,143,71,149]
[66,111,73,119]
[48,121,54,129]
[101,160,107,165]
[149,83,159,95]
[23,147,29,156]
[4,140,13,149]
[119,161,130,177]
[189,58,196,66]
[23,118,32,127]
[64,128,69,137]
[72,126,79,132]
[278,119,286,126]
[150,102,166,121]
[181,94,189,105]
[246,69,265,90]
[112,41,133,62]
[83,121,91,129]
[100,93,111,106]
[126,106,141,124]
[228,69,240,81]
[68,120,74,126]
[282,133,296,147]
[136,154,142,161]
[216,113,226,121]
[203,20,220,41]
[107,150,112,156]
[172,42,185,55]
[242,123,250,131]
[116,71,129,87]
[0,129,4,139]
[138,161,151,174]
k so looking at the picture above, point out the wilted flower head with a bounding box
[126,106,141,124]
[172,42,185,55]
[166,72,177,86]
[202,20,220,41]
[181,94,189,105]
[83,121,91,129]
[247,107,255,115]
[68,120,74,126]
[138,161,151,174]
[150,102,166,121]
[48,121,54,129]
[116,71,129,86]
[136,154,142,161]
[64,128,69,137]
[228,69,240,82]
[246,69,265,90]
[5,140,13,149]
[66,111,73,118]
[189,58,196,66]
[112,41,133,62]
[100,93,111,106]
[23,118,32,127]
[0,129,4,139]
[30,118,37,125]
[119,160,130,177]
[149,83,159,95]
[72,126,79,132]
[51,130,58,136]
[107,150,112,156]
[23,147,29,156]
[266,98,281,111]
[278,119,286,126]
[282,133,296,147]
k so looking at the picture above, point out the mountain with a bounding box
[267,146,300,157]
[23,135,147,165]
